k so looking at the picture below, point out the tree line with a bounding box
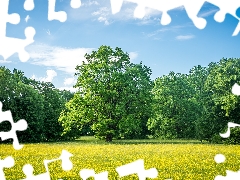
[0,67,74,142]
[1,45,240,143]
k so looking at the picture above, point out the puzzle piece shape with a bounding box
[59,150,73,171]
[219,122,240,138]
[0,156,14,180]
[22,164,50,180]
[24,0,35,11]
[48,0,81,22]
[207,0,240,36]
[111,0,209,28]
[116,159,158,180]
[215,170,240,180]
[48,0,67,22]
[110,0,240,36]
[79,169,108,180]
[0,27,35,62]
[214,154,226,164]
[207,0,240,23]
[70,0,81,9]
[110,0,206,28]
[0,102,28,150]
[232,83,240,95]
[21,150,73,180]
[0,0,36,62]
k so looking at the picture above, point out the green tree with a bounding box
[0,67,72,142]
[12,82,46,142]
[188,65,211,141]
[203,58,240,141]
[59,45,153,142]
[40,82,65,141]
[28,79,69,141]
[58,89,74,102]
[0,66,46,142]
[59,93,91,140]
[148,72,199,139]
[0,67,17,112]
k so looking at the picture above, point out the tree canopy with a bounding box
[0,66,74,143]
[1,46,239,144]
[59,45,153,142]
[148,58,240,143]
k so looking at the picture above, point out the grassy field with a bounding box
[1,136,240,179]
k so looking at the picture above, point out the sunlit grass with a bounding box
[1,137,240,179]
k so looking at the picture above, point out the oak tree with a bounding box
[59,45,153,142]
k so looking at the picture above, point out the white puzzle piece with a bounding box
[110,0,240,36]
[0,0,36,62]
[21,150,73,180]
[0,102,28,150]
[0,156,14,180]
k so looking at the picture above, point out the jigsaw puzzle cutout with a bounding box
[0,102,28,150]
[214,154,226,164]
[0,156,14,180]
[79,169,108,180]
[232,83,240,95]
[219,122,240,138]
[48,0,81,22]
[0,0,82,62]
[214,83,240,179]
[21,150,73,180]
[24,0,35,11]
[0,0,36,62]
[110,0,240,36]
[116,159,158,180]
[79,159,158,180]
[215,170,240,180]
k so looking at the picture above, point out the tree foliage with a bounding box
[148,72,199,139]
[59,45,153,142]
[148,58,240,143]
[0,66,73,143]
[1,51,239,144]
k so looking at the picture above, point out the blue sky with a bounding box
[2,0,240,91]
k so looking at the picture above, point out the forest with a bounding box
[1,45,240,144]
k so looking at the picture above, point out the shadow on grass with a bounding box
[0,136,210,145]
[109,140,209,145]
[59,136,210,145]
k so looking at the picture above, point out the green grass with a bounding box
[1,137,240,179]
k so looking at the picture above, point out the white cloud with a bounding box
[26,43,94,74]
[98,16,110,25]
[92,7,112,25]
[90,5,161,25]
[0,59,11,63]
[82,0,99,6]
[146,25,185,38]
[58,86,78,92]
[64,77,76,86]
[31,70,57,83]
[92,7,109,16]
[43,70,57,82]
[68,0,188,26]
[68,0,163,25]
[129,52,138,61]
[88,1,163,25]
[175,35,195,40]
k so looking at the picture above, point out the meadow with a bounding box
[1,136,240,179]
